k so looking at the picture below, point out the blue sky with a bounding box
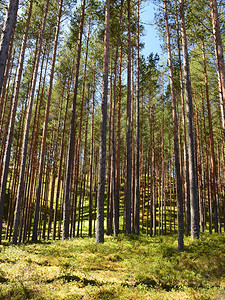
[140,2,162,58]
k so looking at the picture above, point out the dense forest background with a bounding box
[0,0,225,251]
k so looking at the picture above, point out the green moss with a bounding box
[0,234,224,299]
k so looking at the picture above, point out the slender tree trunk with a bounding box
[202,37,220,232]
[134,0,140,235]
[126,0,132,235]
[201,88,212,233]
[47,85,65,239]
[175,0,190,236]
[116,46,122,234]
[160,91,165,235]
[89,69,95,237]
[152,106,156,236]
[32,0,62,241]
[164,0,184,250]
[179,0,199,239]
[96,0,110,243]
[25,50,50,242]
[12,0,49,244]
[111,0,123,237]
[52,81,71,240]
[193,94,204,233]
[62,0,85,240]
[71,23,90,238]
[0,0,34,243]
[106,63,113,236]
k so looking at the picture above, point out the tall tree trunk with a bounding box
[62,0,85,240]
[52,80,71,240]
[179,0,199,239]
[24,50,49,242]
[134,0,140,236]
[47,85,65,239]
[193,94,204,233]
[164,0,184,250]
[116,46,122,235]
[202,37,220,232]
[126,0,132,235]
[12,0,50,244]
[151,106,156,236]
[106,62,113,236]
[175,0,190,236]
[71,23,90,238]
[0,0,34,243]
[32,0,63,241]
[200,88,212,233]
[89,69,95,237]
[96,0,110,243]
[111,0,123,237]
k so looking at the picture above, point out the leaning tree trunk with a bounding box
[96,0,110,243]
[179,0,199,239]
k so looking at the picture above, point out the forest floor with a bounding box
[0,233,224,299]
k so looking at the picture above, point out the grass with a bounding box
[0,233,225,299]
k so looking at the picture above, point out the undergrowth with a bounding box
[0,233,224,299]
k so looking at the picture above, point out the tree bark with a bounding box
[0,0,18,95]
[96,0,110,243]
[126,0,132,235]
[164,0,184,250]
[134,0,140,236]
[32,0,63,241]
[175,0,190,236]
[0,0,34,243]
[179,0,199,239]
[62,0,85,240]
[202,37,220,232]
